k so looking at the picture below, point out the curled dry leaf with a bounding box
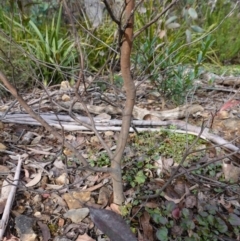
[137,229,145,241]
[60,80,71,90]
[222,159,240,183]
[21,132,34,145]
[3,234,20,241]
[140,211,154,241]
[89,207,137,241]
[173,180,186,197]
[185,195,197,208]
[97,186,110,206]
[55,173,69,185]
[63,191,91,209]
[0,143,7,151]
[37,221,51,241]
[110,203,121,215]
[163,158,174,173]
[154,156,163,176]
[76,233,95,241]
[219,99,240,112]
[218,195,232,212]
[26,171,43,187]
[95,113,111,121]
[0,165,10,174]
[62,94,70,101]
[54,159,66,169]
[31,135,42,145]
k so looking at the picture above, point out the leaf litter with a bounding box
[0,78,240,240]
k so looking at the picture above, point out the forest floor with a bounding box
[0,66,240,241]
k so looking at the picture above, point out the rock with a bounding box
[64,208,89,223]
[15,215,37,241]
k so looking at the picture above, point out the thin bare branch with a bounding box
[0,71,112,173]
[102,0,121,25]
[133,0,179,39]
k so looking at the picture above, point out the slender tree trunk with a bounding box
[111,0,135,205]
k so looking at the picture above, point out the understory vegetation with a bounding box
[0,0,240,102]
[0,0,240,241]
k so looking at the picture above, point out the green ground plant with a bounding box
[22,4,78,85]
[132,1,215,104]
[202,0,240,63]
[0,3,79,86]
[147,202,240,241]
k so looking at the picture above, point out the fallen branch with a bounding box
[202,73,240,87]
[1,112,239,156]
[58,101,203,120]
[0,156,22,239]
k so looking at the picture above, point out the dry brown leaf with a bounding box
[0,177,11,200]
[90,136,100,143]
[53,159,66,169]
[0,121,3,130]
[26,171,42,187]
[85,182,104,192]
[37,221,51,241]
[62,94,70,101]
[63,191,91,209]
[217,110,229,120]
[159,30,166,39]
[97,186,110,206]
[3,234,20,241]
[0,165,9,174]
[0,174,14,213]
[55,173,69,185]
[104,131,114,137]
[95,113,111,121]
[185,195,197,208]
[45,184,64,190]
[58,218,65,227]
[110,203,121,215]
[89,207,137,241]
[218,195,233,213]
[63,148,73,156]
[173,180,186,197]
[31,135,42,145]
[154,156,163,176]
[21,132,34,145]
[163,158,174,172]
[144,202,159,209]
[219,99,240,112]
[222,159,240,183]
[60,80,71,90]
[65,134,76,141]
[50,193,67,207]
[73,191,91,202]
[140,211,154,241]
[76,233,95,241]
[0,143,7,151]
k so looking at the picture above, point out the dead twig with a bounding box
[0,155,22,239]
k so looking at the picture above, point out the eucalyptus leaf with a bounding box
[188,8,198,19]
[166,16,178,25]
[167,23,180,29]
[89,207,137,241]
[185,29,191,43]
[191,25,204,33]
